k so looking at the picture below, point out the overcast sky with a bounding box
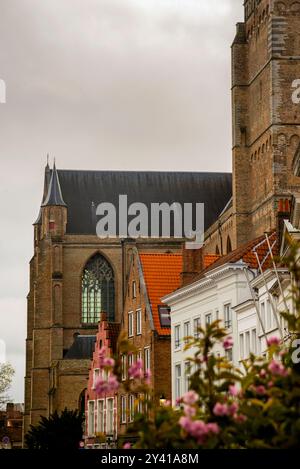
[0,0,243,402]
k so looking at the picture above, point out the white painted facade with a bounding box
[164,259,291,404]
[163,261,255,404]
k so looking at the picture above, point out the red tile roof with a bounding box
[139,253,182,336]
[191,232,277,284]
[204,254,221,268]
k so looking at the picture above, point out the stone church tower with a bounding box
[232,0,300,247]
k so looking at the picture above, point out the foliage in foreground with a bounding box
[25,409,84,450]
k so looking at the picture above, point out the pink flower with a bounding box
[229,385,239,397]
[268,360,288,377]
[268,381,274,388]
[94,374,119,396]
[260,369,267,378]
[102,357,115,368]
[162,399,171,407]
[234,414,247,423]
[123,443,131,449]
[223,337,233,350]
[175,397,182,406]
[206,422,220,435]
[179,416,193,433]
[183,405,196,418]
[213,402,228,417]
[128,360,143,379]
[255,385,267,395]
[182,390,199,405]
[228,402,239,416]
[267,336,281,347]
[189,420,207,439]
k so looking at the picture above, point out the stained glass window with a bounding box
[82,254,115,323]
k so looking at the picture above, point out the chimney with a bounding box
[181,244,204,287]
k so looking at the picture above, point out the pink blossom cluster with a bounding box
[128,359,143,379]
[268,360,289,377]
[267,336,281,347]
[223,337,233,350]
[98,346,115,369]
[94,375,119,396]
[213,402,238,417]
[179,416,220,445]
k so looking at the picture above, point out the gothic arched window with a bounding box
[82,254,115,324]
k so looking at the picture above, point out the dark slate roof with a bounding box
[42,163,67,207]
[64,335,96,359]
[52,169,232,235]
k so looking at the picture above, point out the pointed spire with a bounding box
[33,157,52,225]
[42,161,67,207]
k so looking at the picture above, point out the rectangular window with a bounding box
[88,401,95,436]
[260,302,266,332]
[239,333,244,360]
[136,309,142,335]
[175,325,181,349]
[205,313,212,326]
[132,281,136,299]
[121,355,127,381]
[144,347,150,372]
[128,353,134,379]
[215,310,219,321]
[225,348,233,362]
[245,331,250,357]
[251,329,257,354]
[121,396,127,424]
[193,318,201,339]
[266,300,272,331]
[224,304,232,329]
[184,321,190,344]
[128,312,134,337]
[97,399,104,433]
[175,364,181,401]
[158,306,171,328]
[184,361,191,393]
[129,395,135,422]
[93,369,100,389]
[106,398,114,434]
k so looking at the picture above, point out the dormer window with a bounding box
[158,306,171,328]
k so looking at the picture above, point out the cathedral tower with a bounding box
[232,0,300,247]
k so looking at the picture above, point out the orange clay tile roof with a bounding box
[204,254,221,268]
[190,232,277,285]
[139,253,182,336]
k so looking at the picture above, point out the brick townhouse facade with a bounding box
[84,315,120,449]
[117,251,182,443]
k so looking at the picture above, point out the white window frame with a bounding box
[136,309,142,335]
[184,321,190,344]
[184,361,191,393]
[93,368,100,389]
[97,399,105,433]
[251,328,257,354]
[144,347,150,372]
[205,313,212,326]
[88,400,95,437]
[175,364,181,402]
[193,317,201,338]
[121,355,127,381]
[129,395,135,423]
[128,311,134,337]
[121,395,127,424]
[224,303,232,329]
[174,324,181,349]
[106,397,114,435]
[239,333,245,360]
